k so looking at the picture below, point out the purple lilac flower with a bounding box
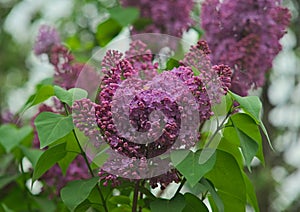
[201,0,291,96]
[34,25,95,90]
[34,25,60,55]
[94,40,232,188]
[121,0,194,36]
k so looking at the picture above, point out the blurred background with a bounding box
[0,0,299,211]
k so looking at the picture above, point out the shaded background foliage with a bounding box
[0,0,299,211]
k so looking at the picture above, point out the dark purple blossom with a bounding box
[201,0,291,96]
[121,0,194,36]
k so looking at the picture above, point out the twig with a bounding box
[132,180,140,212]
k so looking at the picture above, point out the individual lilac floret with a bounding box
[34,25,60,55]
[121,0,194,36]
[201,0,291,96]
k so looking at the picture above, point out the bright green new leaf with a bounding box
[109,7,139,27]
[175,150,216,187]
[183,193,209,212]
[54,86,88,107]
[60,177,99,212]
[96,19,122,47]
[32,143,67,182]
[0,125,32,153]
[150,194,185,212]
[34,112,74,148]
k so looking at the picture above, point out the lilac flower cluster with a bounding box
[94,40,232,188]
[34,25,86,89]
[121,0,194,36]
[34,25,60,55]
[201,0,291,96]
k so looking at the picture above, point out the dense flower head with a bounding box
[34,25,60,55]
[94,39,232,188]
[121,0,194,36]
[201,0,291,96]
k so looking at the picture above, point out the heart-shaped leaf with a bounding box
[34,112,74,148]
[61,177,99,211]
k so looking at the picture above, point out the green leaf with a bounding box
[183,193,208,212]
[229,91,272,149]
[235,127,258,171]
[34,112,74,148]
[199,132,222,164]
[201,179,224,212]
[60,177,99,212]
[217,136,244,169]
[96,19,122,47]
[150,194,185,212]
[20,146,43,168]
[229,92,261,122]
[242,173,259,212]
[32,143,67,182]
[109,7,139,27]
[170,149,190,167]
[109,196,131,205]
[22,85,54,111]
[54,86,88,107]
[205,150,246,212]
[231,113,265,165]
[166,58,180,70]
[175,150,216,187]
[0,125,32,153]
[58,132,81,175]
